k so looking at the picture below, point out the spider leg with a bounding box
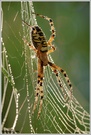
[22,38,37,53]
[32,59,44,118]
[38,79,44,118]
[32,85,40,114]
[50,68,67,99]
[47,45,56,55]
[48,61,73,100]
[32,12,56,44]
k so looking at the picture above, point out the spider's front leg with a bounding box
[23,38,44,117]
[48,61,73,101]
[32,59,44,118]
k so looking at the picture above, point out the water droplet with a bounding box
[31,54,36,59]
[8,64,10,67]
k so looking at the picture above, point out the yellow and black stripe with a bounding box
[32,12,56,40]
[32,13,56,38]
[31,26,48,52]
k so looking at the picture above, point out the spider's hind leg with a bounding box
[32,12,56,44]
[22,38,37,53]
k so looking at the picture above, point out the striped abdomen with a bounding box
[31,26,48,52]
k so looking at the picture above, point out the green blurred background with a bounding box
[2,1,90,132]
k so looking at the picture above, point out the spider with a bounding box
[22,12,73,118]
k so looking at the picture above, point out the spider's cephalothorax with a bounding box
[23,12,73,118]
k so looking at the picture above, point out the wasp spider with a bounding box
[22,12,73,118]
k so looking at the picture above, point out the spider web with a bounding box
[1,1,90,134]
